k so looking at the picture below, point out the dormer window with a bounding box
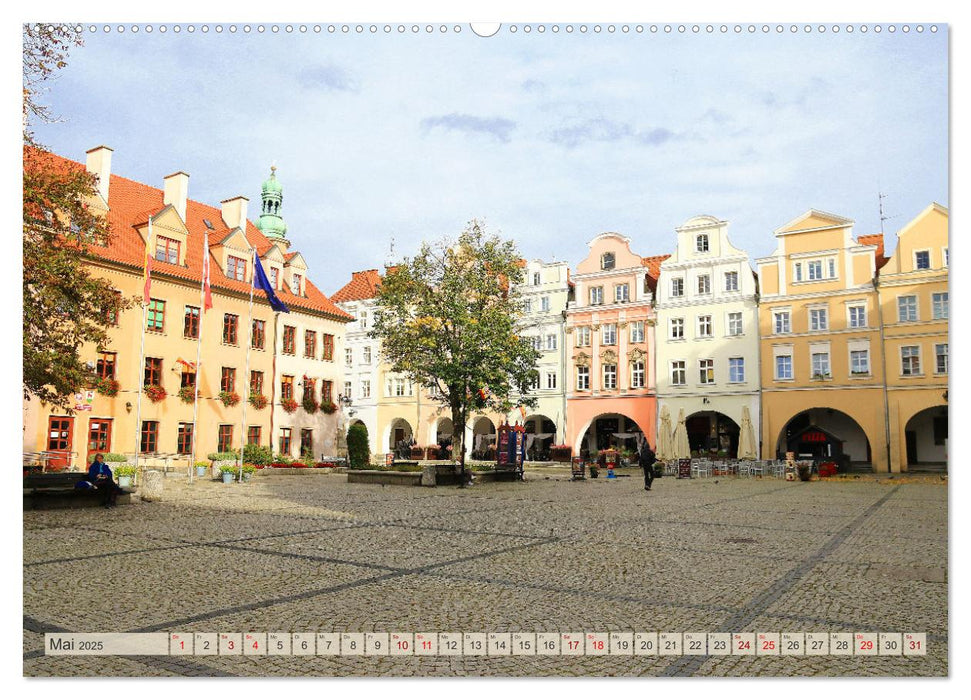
[292,273,303,295]
[226,255,247,282]
[601,252,615,270]
[155,236,180,265]
[696,234,709,253]
[269,267,279,290]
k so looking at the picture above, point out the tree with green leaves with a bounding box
[371,221,541,479]
[23,23,132,408]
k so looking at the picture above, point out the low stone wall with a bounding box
[346,470,423,486]
[267,467,346,476]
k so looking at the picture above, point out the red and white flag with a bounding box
[202,230,213,312]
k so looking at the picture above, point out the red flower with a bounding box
[281,397,298,414]
[145,385,167,403]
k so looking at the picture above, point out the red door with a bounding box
[46,416,75,471]
[87,418,113,465]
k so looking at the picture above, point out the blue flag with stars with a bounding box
[253,254,290,313]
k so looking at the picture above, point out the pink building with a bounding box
[565,232,667,457]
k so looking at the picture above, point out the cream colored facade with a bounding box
[655,215,760,456]
[756,210,887,472]
[878,203,949,471]
[504,259,571,454]
[334,295,381,458]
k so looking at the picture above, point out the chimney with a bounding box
[220,196,249,231]
[163,171,190,222]
[85,145,113,203]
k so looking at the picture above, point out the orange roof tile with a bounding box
[27,147,352,322]
[858,234,890,270]
[641,254,671,290]
[332,269,383,303]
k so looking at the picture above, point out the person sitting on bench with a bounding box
[87,453,122,509]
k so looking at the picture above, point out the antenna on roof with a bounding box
[878,189,898,235]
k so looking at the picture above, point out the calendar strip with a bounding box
[45,632,927,657]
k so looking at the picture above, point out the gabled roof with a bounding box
[26,146,352,322]
[857,234,890,270]
[332,269,382,303]
[775,209,855,235]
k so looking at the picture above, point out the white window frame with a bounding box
[545,334,557,351]
[848,304,867,328]
[576,365,590,391]
[614,284,629,303]
[601,252,615,271]
[671,278,684,298]
[602,323,617,346]
[727,312,743,336]
[775,354,793,381]
[728,357,745,383]
[697,274,711,295]
[724,271,738,291]
[850,349,870,376]
[914,249,931,270]
[897,295,918,322]
[699,359,714,385]
[670,317,684,340]
[362,346,372,364]
[932,292,948,320]
[630,361,645,388]
[935,343,948,374]
[774,310,791,334]
[541,296,550,312]
[630,321,645,343]
[533,271,541,285]
[524,298,532,313]
[345,347,353,366]
[900,345,921,376]
[696,234,709,252]
[794,262,803,282]
[546,371,558,390]
[670,360,686,386]
[697,315,713,338]
[344,381,353,399]
[590,286,604,306]
[811,351,831,379]
[809,307,829,332]
[575,326,591,347]
[360,379,371,399]
[602,364,617,390]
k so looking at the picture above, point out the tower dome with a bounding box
[255,165,287,239]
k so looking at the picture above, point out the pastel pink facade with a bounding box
[565,233,662,456]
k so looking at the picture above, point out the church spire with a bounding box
[255,165,288,241]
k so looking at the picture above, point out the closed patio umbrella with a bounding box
[656,406,673,460]
[738,405,757,459]
[673,407,691,459]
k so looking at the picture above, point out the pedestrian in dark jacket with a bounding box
[639,442,656,491]
[88,453,123,508]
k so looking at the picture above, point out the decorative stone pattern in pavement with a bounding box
[23,470,947,677]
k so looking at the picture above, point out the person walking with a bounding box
[639,441,656,491]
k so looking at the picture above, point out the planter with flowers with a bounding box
[320,400,337,415]
[302,394,319,414]
[114,464,137,488]
[145,385,166,403]
[95,377,120,397]
[281,397,298,414]
[178,386,196,404]
[219,390,241,408]
[249,393,268,410]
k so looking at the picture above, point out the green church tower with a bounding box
[255,165,288,242]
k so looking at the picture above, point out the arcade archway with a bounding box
[471,417,497,459]
[686,411,740,458]
[387,418,414,451]
[904,405,948,472]
[524,414,557,461]
[577,413,645,459]
[776,408,872,471]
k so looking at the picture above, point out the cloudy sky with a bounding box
[33,23,947,293]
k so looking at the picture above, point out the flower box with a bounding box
[94,377,120,397]
[249,393,268,410]
[281,398,298,414]
[219,390,241,407]
[145,385,166,403]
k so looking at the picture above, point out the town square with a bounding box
[20,17,950,683]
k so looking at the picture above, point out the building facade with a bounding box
[28,146,351,469]
[878,203,949,471]
[756,210,888,472]
[565,233,661,456]
[503,259,571,459]
[655,215,761,457]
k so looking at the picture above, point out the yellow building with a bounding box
[878,203,949,472]
[28,145,351,469]
[756,210,888,472]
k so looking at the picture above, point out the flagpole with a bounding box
[188,230,209,483]
[133,215,152,476]
[238,245,257,482]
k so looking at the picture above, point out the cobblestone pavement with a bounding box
[23,468,948,677]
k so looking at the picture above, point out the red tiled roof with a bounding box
[858,234,890,270]
[27,147,352,322]
[332,269,382,303]
[641,254,671,291]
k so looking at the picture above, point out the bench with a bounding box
[23,472,133,510]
